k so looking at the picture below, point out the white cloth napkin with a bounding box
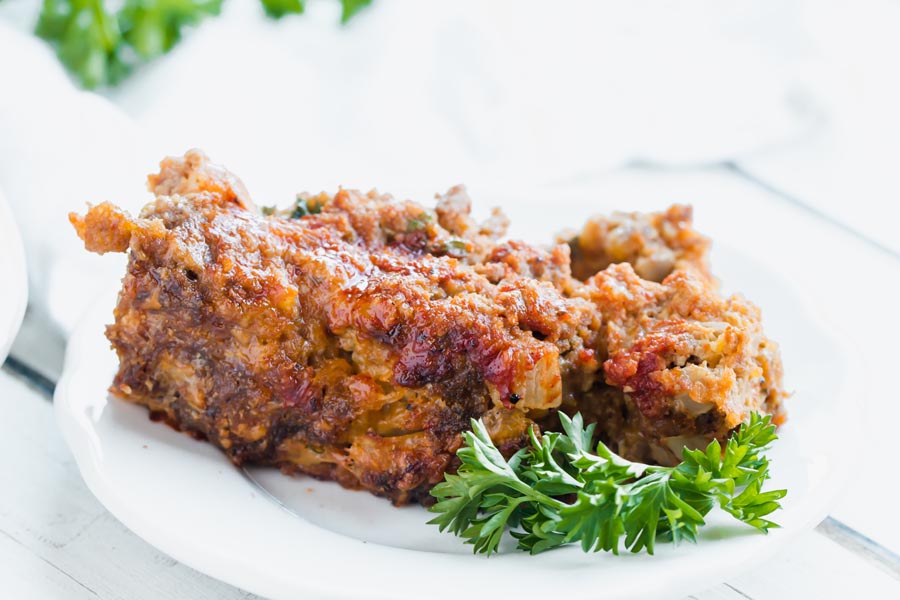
[0,25,156,334]
[0,0,819,335]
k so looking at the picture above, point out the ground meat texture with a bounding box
[563,204,711,282]
[71,150,787,504]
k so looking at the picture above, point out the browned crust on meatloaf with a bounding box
[70,150,787,504]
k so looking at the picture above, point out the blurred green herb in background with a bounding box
[35,0,373,89]
[260,0,303,18]
[338,0,370,24]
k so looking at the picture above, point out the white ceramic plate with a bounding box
[0,187,28,363]
[56,224,859,600]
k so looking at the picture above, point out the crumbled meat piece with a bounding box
[564,204,710,282]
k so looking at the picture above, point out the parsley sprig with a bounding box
[35,0,373,89]
[429,412,786,556]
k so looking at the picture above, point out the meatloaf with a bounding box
[71,150,786,504]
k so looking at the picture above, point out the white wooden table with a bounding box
[3,164,900,599]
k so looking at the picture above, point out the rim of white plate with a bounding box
[0,186,28,363]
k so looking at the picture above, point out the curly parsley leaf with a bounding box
[429,412,785,556]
